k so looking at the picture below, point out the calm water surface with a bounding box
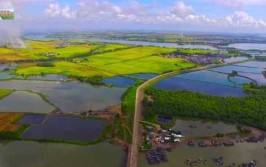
[154,61,266,96]
[237,61,266,68]
[18,114,46,125]
[0,91,55,113]
[228,43,266,50]
[0,72,14,80]
[103,76,135,87]
[173,119,237,137]
[0,141,126,167]
[128,73,158,80]
[229,76,254,85]
[139,119,266,167]
[0,80,126,113]
[90,39,217,50]
[27,74,67,81]
[223,57,249,63]
[21,115,106,142]
[154,76,246,97]
[139,142,266,167]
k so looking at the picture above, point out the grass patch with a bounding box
[0,113,27,140]
[16,45,195,79]
[0,89,12,99]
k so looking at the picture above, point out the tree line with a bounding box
[143,85,266,130]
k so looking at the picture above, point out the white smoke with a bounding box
[0,1,26,48]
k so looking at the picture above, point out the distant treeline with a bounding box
[143,85,266,130]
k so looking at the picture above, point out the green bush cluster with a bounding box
[143,86,266,130]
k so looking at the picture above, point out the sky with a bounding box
[1,0,266,34]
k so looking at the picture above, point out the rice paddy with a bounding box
[11,42,196,78]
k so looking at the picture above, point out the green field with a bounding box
[13,43,196,78]
[0,89,12,99]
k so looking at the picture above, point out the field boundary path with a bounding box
[127,58,254,167]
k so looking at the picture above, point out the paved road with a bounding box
[127,70,181,167]
[127,58,254,167]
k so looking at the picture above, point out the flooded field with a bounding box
[229,76,253,85]
[154,61,266,96]
[27,74,67,81]
[88,39,217,50]
[21,115,106,142]
[0,91,55,113]
[0,72,14,80]
[103,76,135,87]
[212,61,266,86]
[172,119,237,137]
[211,65,263,74]
[228,43,266,50]
[18,114,46,125]
[223,56,249,63]
[139,141,266,167]
[0,141,126,167]
[0,80,126,113]
[237,61,266,68]
[176,70,241,87]
[154,75,246,97]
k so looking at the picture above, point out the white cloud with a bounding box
[170,1,194,18]
[0,1,13,8]
[41,0,266,30]
[76,0,121,21]
[206,0,266,8]
[1,0,266,33]
[222,11,266,27]
[44,3,76,19]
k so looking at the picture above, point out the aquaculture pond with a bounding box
[27,74,67,81]
[0,80,126,113]
[243,50,266,57]
[0,63,16,72]
[223,56,249,63]
[0,141,126,167]
[154,77,246,97]
[128,73,158,80]
[228,76,254,85]
[211,65,263,74]
[172,119,237,137]
[102,76,135,87]
[0,72,14,80]
[0,91,55,113]
[154,74,246,97]
[18,114,46,125]
[176,70,240,87]
[211,61,266,86]
[139,141,266,167]
[154,61,266,96]
[228,43,266,50]
[90,39,217,50]
[21,115,106,142]
[237,61,266,68]
[238,72,266,86]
